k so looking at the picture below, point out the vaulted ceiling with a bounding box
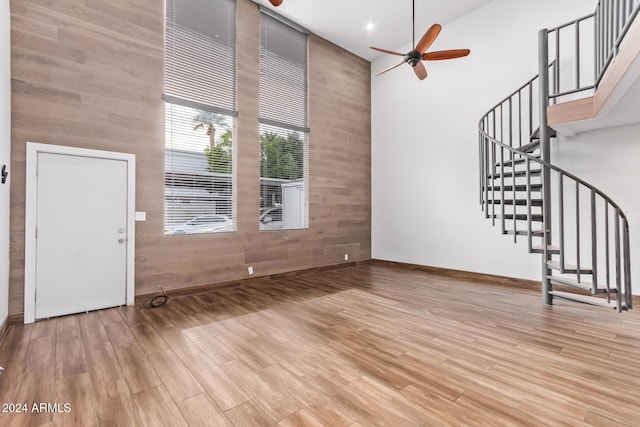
[254,0,493,61]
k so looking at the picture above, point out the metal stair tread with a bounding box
[532,244,560,254]
[488,169,542,179]
[546,275,594,292]
[549,290,618,309]
[486,184,543,192]
[546,260,593,275]
[490,199,543,207]
[493,214,544,222]
[530,126,557,141]
[517,141,540,153]
[506,229,544,236]
[495,155,541,168]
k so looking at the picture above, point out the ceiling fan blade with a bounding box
[268,0,283,6]
[374,61,405,77]
[369,46,405,57]
[413,61,428,80]
[415,24,441,54]
[423,49,471,61]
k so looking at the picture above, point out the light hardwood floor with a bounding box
[1,263,639,426]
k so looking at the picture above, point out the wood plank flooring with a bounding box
[1,263,639,426]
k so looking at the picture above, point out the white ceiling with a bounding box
[254,0,494,61]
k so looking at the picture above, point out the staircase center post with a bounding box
[538,28,553,305]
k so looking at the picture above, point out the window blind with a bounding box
[165,0,237,115]
[259,10,308,132]
[164,0,237,235]
[259,9,309,231]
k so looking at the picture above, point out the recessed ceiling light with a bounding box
[365,22,375,32]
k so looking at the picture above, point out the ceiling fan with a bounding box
[370,0,470,80]
[268,0,283,6]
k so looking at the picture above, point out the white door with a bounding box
[35,152,129,319]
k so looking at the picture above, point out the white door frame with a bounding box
[24,142,136,324]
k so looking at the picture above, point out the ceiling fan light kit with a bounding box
[370,0,470,80]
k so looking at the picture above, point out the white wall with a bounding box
[0,0,10,325]
[372,0,597,282]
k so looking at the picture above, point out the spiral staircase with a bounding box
[479,0,638,312]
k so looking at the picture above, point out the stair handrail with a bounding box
[479,120,633,311]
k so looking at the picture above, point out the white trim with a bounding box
[24,143,136,324]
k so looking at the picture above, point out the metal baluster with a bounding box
[553,29,560,99]
[576,181,581,284]
[507,98,517,240]
[559,174,565,272]
[491,139,496,226]
[485,137,490,219]
[591,190,598,294]
[509,97,513,149]
[499,104,503,144]
[501,147,505,234]
[595,4,600,88]
[616,0,621,53]
[479,133,483,206]
[597,2,602,78]
[527,158,533,252]
[528,82,533,139]
[609,0,614,64]
[575,20,581,89]
[512,148,517,242]
[518,90,522,148]
[605,203,611,297]
[615,209,622,312]
[623,218,632,308]
[605,0,609,66]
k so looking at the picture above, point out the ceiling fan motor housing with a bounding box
[404,50,422,67]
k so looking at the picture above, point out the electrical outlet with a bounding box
[248,266,254,275]
[344,254,349,261]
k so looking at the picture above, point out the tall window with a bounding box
[164,0,237,235]
[259,9,309,231]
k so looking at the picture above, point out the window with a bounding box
[259,9,309,231]
[164,0,237,235]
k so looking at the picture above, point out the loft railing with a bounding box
[546,0,640,103]
[547,14,595,103]
[595,0,640,86]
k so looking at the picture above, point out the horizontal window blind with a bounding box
[259,9,308,231]
[165,0,236,114]
[164,0,236,236]
[164,104,235,235]
[260,11,308,133]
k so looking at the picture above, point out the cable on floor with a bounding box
[144,286,169,308]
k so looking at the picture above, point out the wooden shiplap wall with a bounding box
[9,0,371,315]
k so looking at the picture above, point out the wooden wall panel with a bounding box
[9,0,371,316]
